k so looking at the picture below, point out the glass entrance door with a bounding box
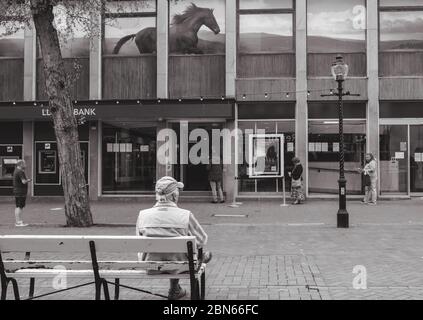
[379,125,408,195]
[410,125,423,193]
[172,122,224,191]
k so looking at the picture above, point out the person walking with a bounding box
[207,152,224,204]
[290,157,305,205]
[13,159,31,227]
[359,153,377,205]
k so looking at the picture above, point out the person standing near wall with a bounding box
[359,153,378,205]
[13,160,31,227]
[207,150,225,204]
[290,157,305,205]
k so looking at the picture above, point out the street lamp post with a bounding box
[333,56,348,228]
[322,55,359,228]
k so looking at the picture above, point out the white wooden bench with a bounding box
[0,235,206,300]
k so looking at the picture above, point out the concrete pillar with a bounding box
[366,0,379,158]
[88,14,102,200]
[22,122,33,196]
[156,121,168,181]
[223,120,236,201]
[23,23,36,101]
[89,13,102,100]
[23,24,36,197]
[295,0,308,192]
[225,0,237,97]
[157,0,169,98]
[88,122,99,200]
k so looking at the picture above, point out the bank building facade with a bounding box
[1,0,423,201]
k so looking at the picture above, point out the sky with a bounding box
[240,14,292,36]
[307,0,366,40]
[380,11,423,41]
[239,0,292,9]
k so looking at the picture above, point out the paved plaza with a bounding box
[1,198,423,300]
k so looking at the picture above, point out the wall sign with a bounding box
[248,134,284,178]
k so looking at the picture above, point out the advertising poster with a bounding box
[248,134,284,178]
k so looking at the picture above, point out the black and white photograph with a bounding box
[1,0,423,312]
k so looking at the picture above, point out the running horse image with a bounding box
[112,3,220,54]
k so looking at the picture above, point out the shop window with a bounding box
[307,0,366,76]
[102,122,157,194]
[238,120,295,193]
[308,120,366,195]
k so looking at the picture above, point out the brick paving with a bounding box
[1,198,423,300]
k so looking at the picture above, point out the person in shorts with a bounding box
[13,160,31,227]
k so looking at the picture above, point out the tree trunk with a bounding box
[30,0,93,227]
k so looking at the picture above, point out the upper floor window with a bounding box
[169,0,225,54]
[0,22,24,58]
[52,5,90,58]
[380,2,423,51]
[307,0,366,53]
[238,0,294,53]
[104,0,157,55]
[380,0,423,7]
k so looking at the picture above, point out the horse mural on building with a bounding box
[112,3,220,55]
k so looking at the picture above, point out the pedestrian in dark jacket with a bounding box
[207,154,224,203]
[290,157,305,205]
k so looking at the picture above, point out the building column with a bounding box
[23,23,36,101]
[225,0,237,98]
[157,0,169,98]
[366,1,379,160]
[88,18,102,200]
[23,122,33,197]
[295,0,308,193]
[156,121,169,181]
[23,24,36,197]
[224,120,236,202]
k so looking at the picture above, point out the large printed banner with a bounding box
[248,134,284,178]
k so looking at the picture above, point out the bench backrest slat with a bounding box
[0,235,196,253]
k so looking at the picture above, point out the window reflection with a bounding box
[0,25,24,58]
[169,0,225,54]
[380,11,423,51]
[307,0,366,53]
[308,120,366,195]
[239,14,293,53]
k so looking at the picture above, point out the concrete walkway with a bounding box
[1,198,423,300]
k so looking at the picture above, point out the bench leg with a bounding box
[1,278,20,300]
[10,278,20,300]
[95,279,110,300]
[103,280,110,300]
[1,279,7,300]
[114,279,120,300]
[201,272,206,300]
[29,278,35,299]
[190,279,200,300]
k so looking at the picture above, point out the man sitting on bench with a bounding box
[136,176,212,300]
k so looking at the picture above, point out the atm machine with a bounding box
[0,145,23,195]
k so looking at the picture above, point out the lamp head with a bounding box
[331,55,349,81]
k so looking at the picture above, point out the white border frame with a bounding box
[248,133,284,178]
